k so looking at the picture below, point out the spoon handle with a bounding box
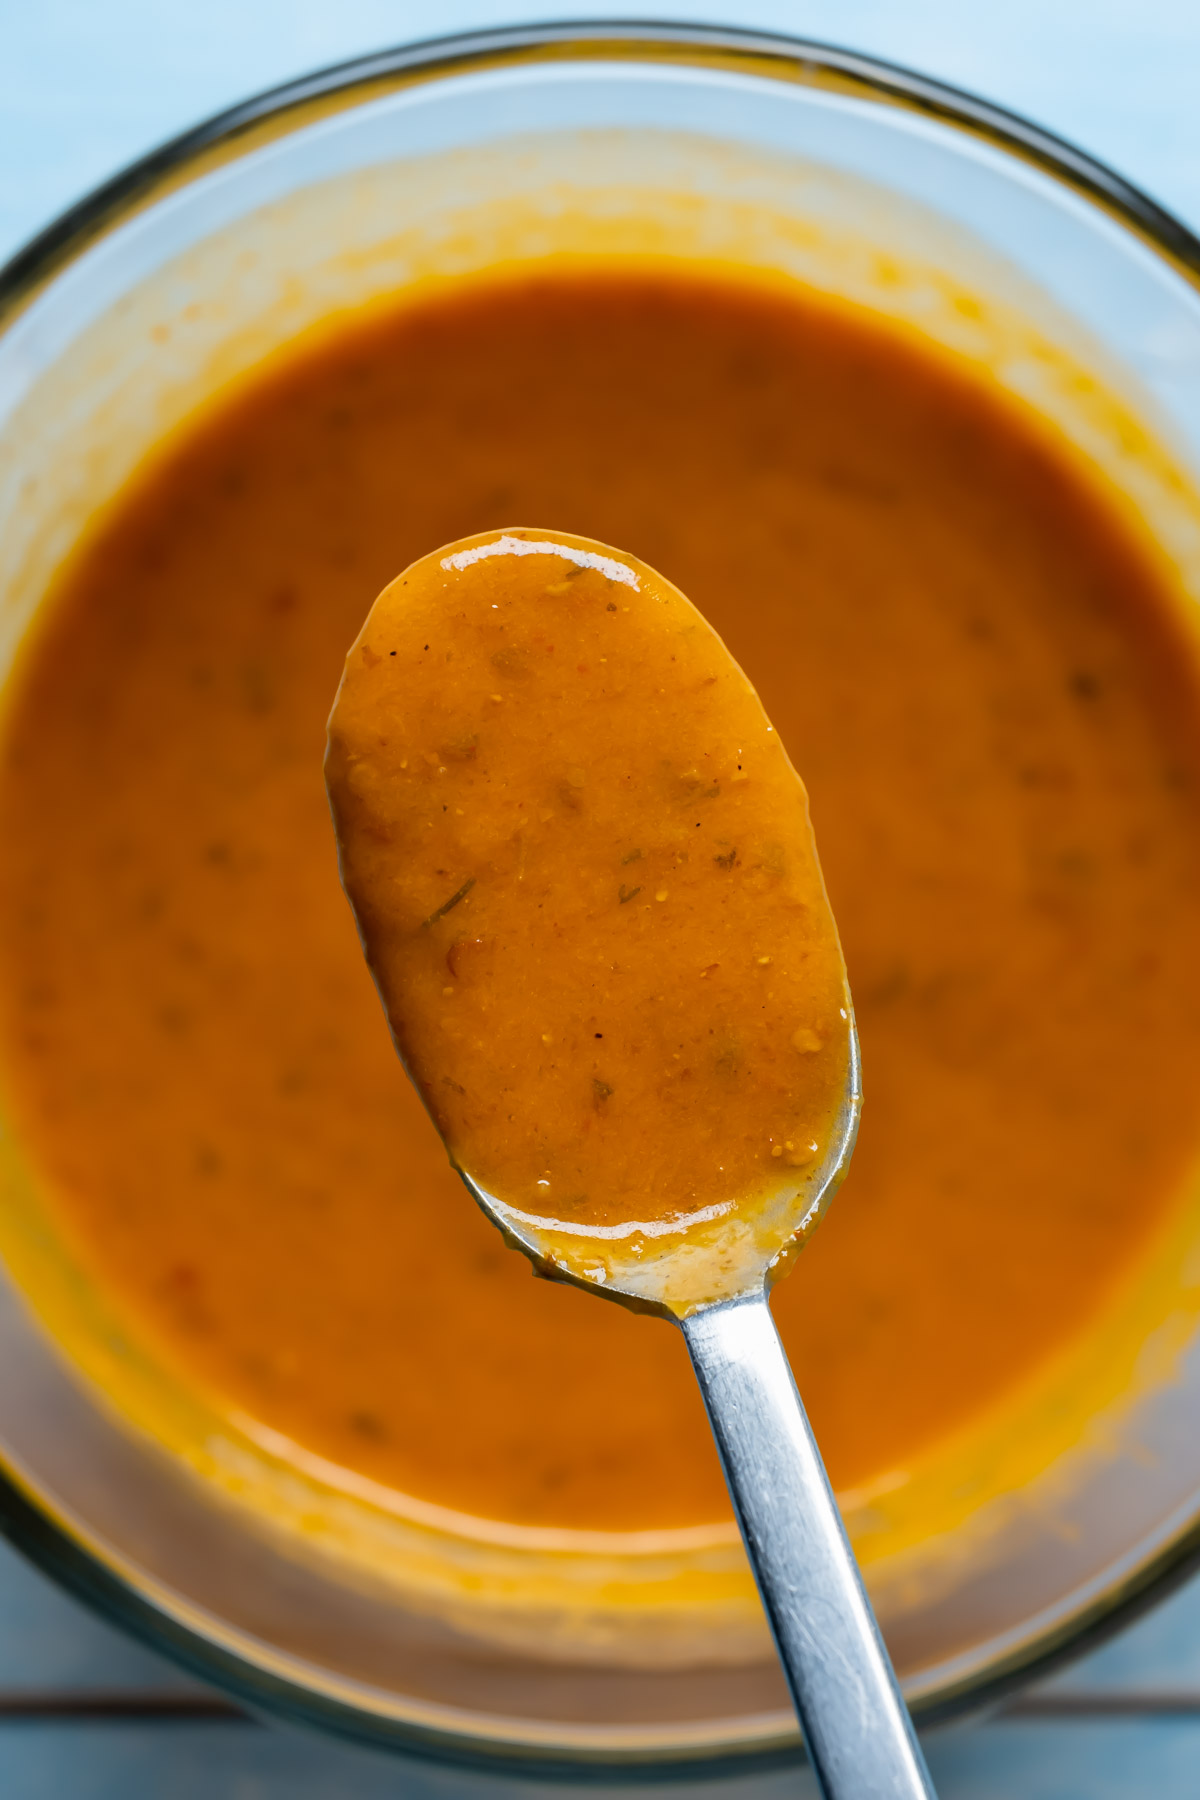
[681,1296,936,1800]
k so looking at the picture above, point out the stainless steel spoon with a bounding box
[457,1020,936,1800]
[327,528,935,1798]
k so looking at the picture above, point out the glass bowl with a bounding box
[3,19,1200,1778]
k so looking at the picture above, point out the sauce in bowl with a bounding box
[2,263,1200,1542]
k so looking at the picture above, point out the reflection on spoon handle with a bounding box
[682,1298,936,1800]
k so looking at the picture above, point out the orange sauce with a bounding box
[2,263,1200,1533]
[326,527,850,1283]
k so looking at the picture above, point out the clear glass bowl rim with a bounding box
[3,15,1200,1779]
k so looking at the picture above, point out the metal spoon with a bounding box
[328,530,936,1799]
[457,1022,934,1800]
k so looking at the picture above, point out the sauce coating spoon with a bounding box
[326,528,935,1800]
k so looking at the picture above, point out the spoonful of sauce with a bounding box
[326,529,934,1800]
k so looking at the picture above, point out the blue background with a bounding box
[4,3,1200,1794]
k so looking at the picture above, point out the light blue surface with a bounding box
[4,1712,1200,1800]
[3,0,1200,269]
[0,1720,1182,1800]
[0,1542,201,1693]
[4,2,1200,1794]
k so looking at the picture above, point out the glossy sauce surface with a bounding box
[3,265,1200,1532]
[326,529,850,1299]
